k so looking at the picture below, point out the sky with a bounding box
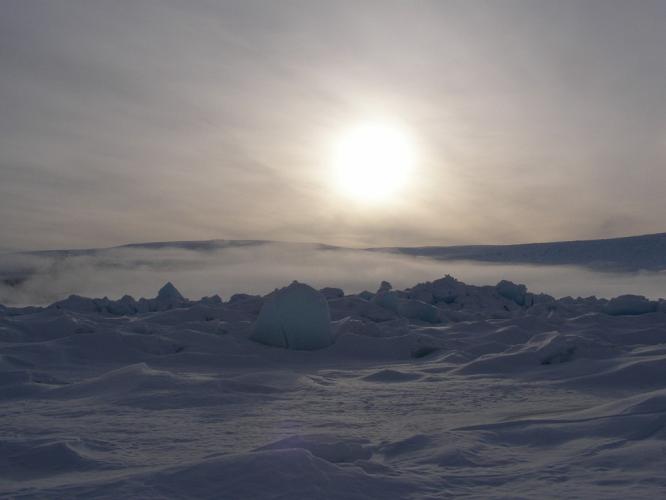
[1,0,666,251]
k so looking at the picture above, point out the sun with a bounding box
[331,121,416,202]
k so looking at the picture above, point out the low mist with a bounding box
[1,243,666,306]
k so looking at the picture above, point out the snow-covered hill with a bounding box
[375,231,666,271]
[2,276,666,498]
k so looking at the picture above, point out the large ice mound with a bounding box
[251,281,333,350]
[605,294,656,316]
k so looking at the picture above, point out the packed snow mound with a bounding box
[495,280,528,305]
[605,294,656,315]
[251,281,333,350]
[397,299,440,323]
[157,281,184,301]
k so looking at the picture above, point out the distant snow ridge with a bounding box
[5,274,665,325]
[251,281,333,350]
[47,281,194,315]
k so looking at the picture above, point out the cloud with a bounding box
[2,1,666,249]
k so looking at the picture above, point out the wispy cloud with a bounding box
[2,1,666,249]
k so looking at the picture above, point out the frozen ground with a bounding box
[2,276,666,498]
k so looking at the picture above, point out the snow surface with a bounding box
[2,276,666,498]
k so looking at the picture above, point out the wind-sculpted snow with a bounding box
[1,276,666,498]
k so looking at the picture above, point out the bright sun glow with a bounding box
[331,121,416,202]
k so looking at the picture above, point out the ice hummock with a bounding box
[605,294,656,315]
[251,281,333,350]
[157,282,184,302]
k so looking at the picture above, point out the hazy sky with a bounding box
[2,0,666,251]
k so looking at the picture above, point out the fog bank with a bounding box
[1,243,665,306]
